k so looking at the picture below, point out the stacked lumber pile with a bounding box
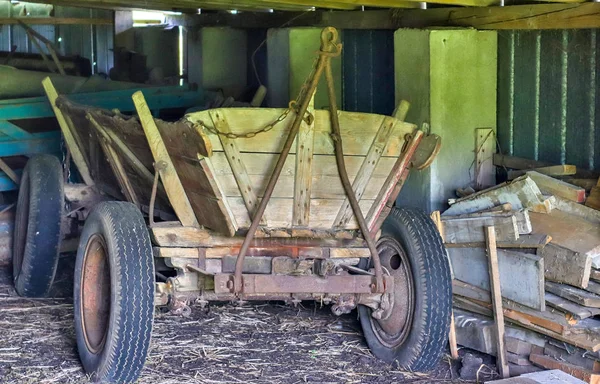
[442,161,600,383]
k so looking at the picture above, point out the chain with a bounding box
[194,51,325,140]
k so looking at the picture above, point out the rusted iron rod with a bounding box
[324,58,385,294]
[232,28,340,293]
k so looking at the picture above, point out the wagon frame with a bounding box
[12,28,452,383]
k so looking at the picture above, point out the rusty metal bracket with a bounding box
[232,27,342,294]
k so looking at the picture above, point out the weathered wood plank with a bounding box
[545,292,600,320]
[151,224,367,248]
[443,216,518,244]
[98,137,140,207]
[444,210,531,235]
[448,247,545,311]
[132,91,199,228]
[538,243,591,289]
[42,77,94,186]
[210,110,266,226]
[293,94,315,226]
[334,116,396,228]
[445,234,551,250]
[530,210,600,258]
[553,196,600,225]
[486,226,510,379]
[444,176,545,216]
[508,164,577,180]
[545,281,600,308]
[527,171,586,203]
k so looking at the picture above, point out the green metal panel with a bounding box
[497,29,600,170]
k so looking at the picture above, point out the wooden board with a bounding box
[530,211,600,257]
[529,354,600,384]
[538,243,592,289]
[545,281,600,308]
[586,186,600,211]
[445,234,551,249]
[508,165,577,180]
[449,248,545,310]
[545,292,600,320]
[554,196,600,225]
[527,171,586,203]
[493,154,552,170]
[443,216,518,244]
[444,176,545,216]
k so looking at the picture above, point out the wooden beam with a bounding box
[133,91,199,228]
[0,17,113,25]
[176,3,600,30]
[42,77,94,186]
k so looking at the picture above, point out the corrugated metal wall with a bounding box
[497,29,599,170]
[0,1,114,75]
[342,30,395,115]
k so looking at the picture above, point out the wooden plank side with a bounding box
[42,77,94,185]
[443,216,518,243]
[546,292,600,320]
[530,211,600,257]
[334,116,396,228]
[527,171,586,203]
[508,164,577,180]
[98,138,139,207]
[209,110,265,227]
[448,248,545,311]
[132,91,199,228]
[545,281,600,308]
[293,97,315,226]
[189,108,416,157]
[539,243,592,289]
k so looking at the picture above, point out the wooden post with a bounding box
[42,77,94,186]
[133,91,199,228]
[293,91,315,227]
[485,225,510,379]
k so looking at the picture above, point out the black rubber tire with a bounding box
[358,207,452,371]
[74,202,154,383]
[13,154,64,297]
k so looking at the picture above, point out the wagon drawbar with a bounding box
[12,27,451,383]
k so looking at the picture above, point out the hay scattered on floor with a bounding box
[0,266,460,383]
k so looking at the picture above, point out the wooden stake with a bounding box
[133,91,199,227]
[42,77,94,186]
[485,225,510,379]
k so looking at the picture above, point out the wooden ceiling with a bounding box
[22,0,593,13]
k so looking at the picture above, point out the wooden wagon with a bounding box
[11,28,451,383]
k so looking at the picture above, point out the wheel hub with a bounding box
[369,237,415,348]
[80,234,111,354]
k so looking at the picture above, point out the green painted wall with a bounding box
[395,29,498,212]
[268,28,342,109]
[189,27,247,96]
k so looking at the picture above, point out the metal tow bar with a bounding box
[232,27,386,294]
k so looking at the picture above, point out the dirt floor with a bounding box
[0,259,466,384]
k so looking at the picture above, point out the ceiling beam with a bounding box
[170,2,600,30]
[0,17,113,25]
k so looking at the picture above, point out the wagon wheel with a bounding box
[13,154,64,297]
[74,202,154,383]
[358,207,452,371]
